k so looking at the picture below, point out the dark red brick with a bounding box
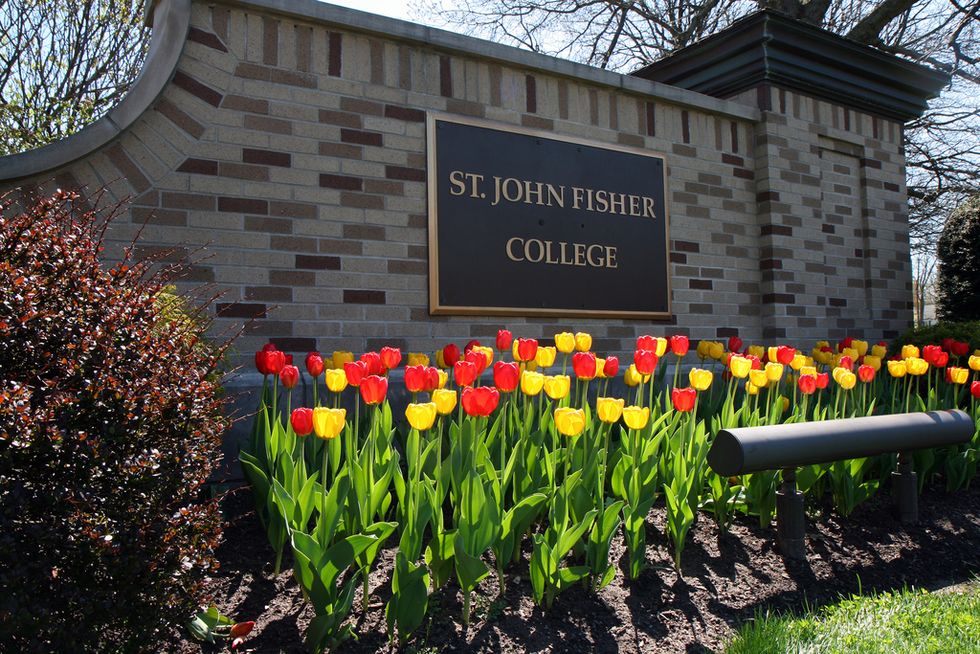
[673,240,700,253]
[385,165,425,182]
[218,197,268,214]
[173,71,222,107]
[343,223,385,240]
[344,289,386,304]
[384,105,425,122]
[296,255,341,270]
[319,174,363,191]
[187,27,228,52]
[176,158,218,175]
[217,302,267,318]
[243,148,291,167]
[271,338,317,352]
[340,128,383,146]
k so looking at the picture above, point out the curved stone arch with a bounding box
[0,0,191,184]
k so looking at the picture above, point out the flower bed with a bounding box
[240,331,980,651]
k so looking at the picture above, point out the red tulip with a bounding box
[815,372,830,389]
[572,351,597,379]
[280,365,300,389]
[671,387,697,412]
[633,349,658,375]
[728,335,743,353]
[922,345,943,366]
[305,352,324,378]
[344,360,368,386]
[404,365,429,393]
[745,354,762,370]
[461,386,500,417]
[971,381,980,399]
[776,346,795,365]
[262,343,277,352]
[360,351,384,376]
[669,335,689,357]
[798,375,816,395]
[934,350,949,367]
[637,334,657,351]
[515,338,538,362]
[380,346,402,371]
[290,408,313,436]
[465,348,489,375]
[464,339,481,354]
[838,356,853,371]
[942,338,955,353]
[952,340,970,357]
[443,343,461,367]
[360,375,388,405]
[858,365,875,383]
[496,329,513,352]
[255,347,286,375]
[454,360,478,387]
[603,356,620,378]
[284,354,293,365]
[493,361,520,392]
[423,366,440,392]
[230,621,255,638]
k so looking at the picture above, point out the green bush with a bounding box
[0,190,230,652]
[936,194,980,322]
[891,321,980,354]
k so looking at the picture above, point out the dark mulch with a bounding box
[180,481,980,653]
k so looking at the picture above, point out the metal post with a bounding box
[776,467,806,560]
[892,451,918,524]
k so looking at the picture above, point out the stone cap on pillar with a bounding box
[631,9,949,122]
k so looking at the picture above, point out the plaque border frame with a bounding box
[426,112,673,320]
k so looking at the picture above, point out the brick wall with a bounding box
[1,0,914,367]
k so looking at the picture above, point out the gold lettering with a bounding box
[606,246,617,269]
[545,240,559,264]
[594,190,608,213]
[586,244,605,267]
[560,241,573,265]
[546,184,564,207]
[449,170,467,196]
[585,188,594,211]
[465,173,484,198]
[524,238,545,262]
[524,180,544,206]
[502,178,523,203]
[506,237,524,261]
[643,197,657,219]
[573,243,587,267]
[572,187,585,209]
[629,195,641,216]
[491,176,503,206]
[609,192,625,215]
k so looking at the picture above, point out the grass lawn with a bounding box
[724,582,980,653]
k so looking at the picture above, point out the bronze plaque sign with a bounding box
[427,114,670,319]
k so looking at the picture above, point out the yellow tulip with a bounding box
[689,367,713,391]
[574,332,592,352]
[312,407,346,439]
[781,396,790,413]
[595,357,607,378]
[437,369,448,389]
[767,346,779,363]
[812,348,832,365]
[800,365,817,377]
[406,352,430,367]
[624,364,648,387]
[435,349,447,369]
[901,344,920,359]
[654,337,668,357]
[746,381,760,396]
[696,340,712,359]
[765,362,784,382]
[790,353,807,371]
[554,407,586,436]
[837,370,856,390]
[432,388,457,415]
[475,346,494,366]
[969,355,980,372]
[535,346,557,368]
[325,368,348,393]
[749,369,768,387]
[729,356,751,379]
[815,340,830,349]
[708,341,725,360]
[622,405,650,430]
[842,347,858,360]
[949,367,969,385]
[905,357,928,376]
[405,402,437,431]
[521,370,545,396]
[512,340,520,361]
[332,351,354,369]
[852,339,869,357]
[525,360,538,372]
[832,367,847,385]
[862,355,881,371]
[543,375,571,400]
[555,332,575,354]
[596,397,625,424]
[747,345,765,359]
[887,360,907,378]
[872,344,888,359]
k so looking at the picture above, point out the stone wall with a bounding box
[0,0,916,369]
